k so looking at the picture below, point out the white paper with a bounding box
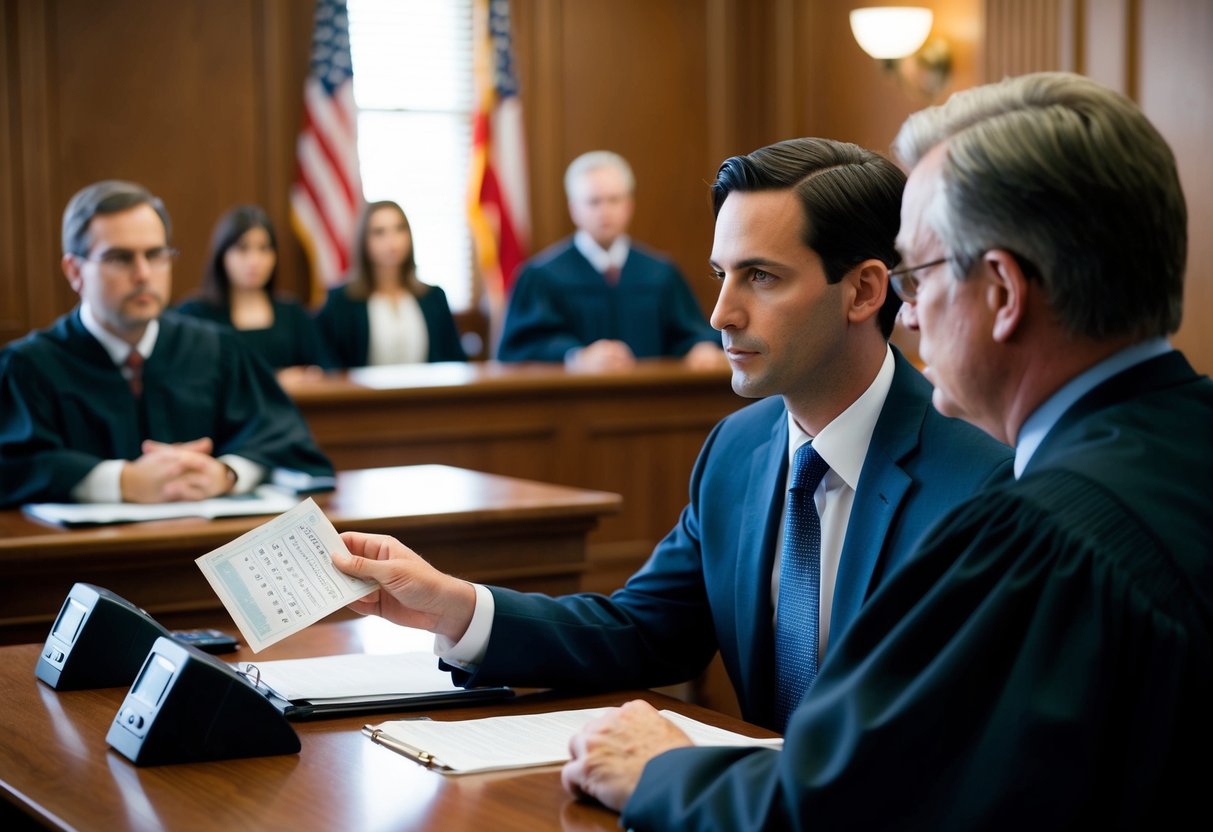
[195,497,375,652]
[368,707,783,774]
[23,485,299,526]
[244,652,459,701]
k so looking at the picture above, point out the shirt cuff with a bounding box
[71,460,125,503]
[218,454,265,495]
[434,583,495,668]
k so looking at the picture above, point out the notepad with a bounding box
[363,707,784,774]
[239,651,512,720]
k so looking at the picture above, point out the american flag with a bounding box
[468,0,530,309]
[291,0,362,294]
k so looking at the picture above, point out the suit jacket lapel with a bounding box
[829,350,924,641]
[733,404,788,726]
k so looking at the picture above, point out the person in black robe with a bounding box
[559,73,1213,829]
[0,180,333,508]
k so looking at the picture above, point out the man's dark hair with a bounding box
[61,180,172,256]
[712,138,906,338]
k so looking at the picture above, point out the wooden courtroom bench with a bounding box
[0,465,620,645]
[284,359,748,594]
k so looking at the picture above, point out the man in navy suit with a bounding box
[497,150,725,370]
[558,75,1213,829]
[333,138,1010,728]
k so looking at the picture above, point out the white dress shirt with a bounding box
[572,230,630,275]
[438,345,898,669]
[71,303,263,502]
[367,291,429,366]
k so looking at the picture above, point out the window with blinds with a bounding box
[348,0,474,310]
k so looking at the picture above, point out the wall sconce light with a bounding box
[849,6,952,98]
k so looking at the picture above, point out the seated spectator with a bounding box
[316,200,466,367]
[177,205,331,378]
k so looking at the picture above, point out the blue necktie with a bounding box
[774,442,830,731]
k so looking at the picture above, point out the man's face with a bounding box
[567,165,634,249]
[62,203,171,342]
[709,189,850,406]
[897,144,997,430]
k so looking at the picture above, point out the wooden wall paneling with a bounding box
[512,0,565,273]
[984,0,1064,79]
[0,0,19,343]
[12,0,61,343]
[1080,0,1131,94]
[1136,0,1213,374]
[802,1,983,158]
[257,0,312,303]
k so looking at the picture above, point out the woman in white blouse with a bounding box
[316,200,466,367]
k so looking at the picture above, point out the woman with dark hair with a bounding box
[316,200,466,367]
[177,205,330,375]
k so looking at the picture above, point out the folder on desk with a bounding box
[239,651,513,721]
[23,486,302,527]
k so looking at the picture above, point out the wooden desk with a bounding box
[0,617,778,831]
[0,465,620,645]
[285,360,748,593]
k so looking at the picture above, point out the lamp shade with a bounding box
[849,7,934,60]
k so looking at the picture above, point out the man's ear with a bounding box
[844,259,888,326]
[982,249,1029,342]
[62,254,84,294]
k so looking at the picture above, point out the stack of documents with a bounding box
[24,485,300,527]
[363,707,783,774]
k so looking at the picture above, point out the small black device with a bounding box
[35,583,172,691]
[170,628,240,654]
[106,635,300,765]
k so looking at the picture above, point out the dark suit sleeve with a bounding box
[658,262,719,357]
[623,473,1208,831]
[420,286,468,362]
[444,422,732,691]
[497,266,585,362]
[0,348,103,505]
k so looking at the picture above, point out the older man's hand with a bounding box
[561,700,693,812]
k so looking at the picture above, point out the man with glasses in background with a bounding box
[0,180,332,507]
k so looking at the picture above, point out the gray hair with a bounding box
[892,71,1186,340]
[564,151,636,199]
[62,180,172,256]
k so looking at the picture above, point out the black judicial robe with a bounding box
[623,350,1213,831]
[0,308,334,507]
[175,296,333,370]
[497,238,718,362]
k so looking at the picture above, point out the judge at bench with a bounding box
[0,180,333,508]
[497,151,725,370]
[333,138,1011,731]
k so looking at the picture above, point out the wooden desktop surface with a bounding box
[283,359,748,593]
[0,465,620,645]
[0,617,778,831]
